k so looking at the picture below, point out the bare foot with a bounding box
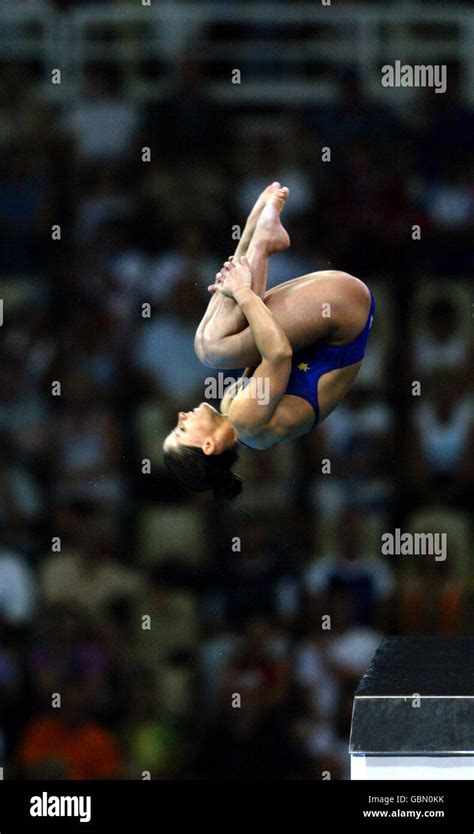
[246,181,282,232]
[207,185,289,294]
[254,186,290,254]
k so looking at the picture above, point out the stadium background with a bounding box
[0,0,472,780]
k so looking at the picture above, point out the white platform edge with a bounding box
[351,754,474,780]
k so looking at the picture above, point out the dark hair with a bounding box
[163,444,242,501]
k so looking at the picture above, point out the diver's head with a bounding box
[163,403,242,500]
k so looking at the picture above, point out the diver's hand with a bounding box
[208,256,234,294]
[219,257,253,300]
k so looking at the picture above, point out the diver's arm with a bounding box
[233,286,292,363]
[227,286,292,430]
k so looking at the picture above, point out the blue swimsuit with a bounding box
[234,289,375,443]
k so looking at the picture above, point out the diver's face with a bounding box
[163,403,231,452]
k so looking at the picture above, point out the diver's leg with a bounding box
[194,184,287,361]
[197,188,290,366]
[199,266,372,370]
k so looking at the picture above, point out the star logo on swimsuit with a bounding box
[297,362,310,372]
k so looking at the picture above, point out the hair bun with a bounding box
[213,472,243,501]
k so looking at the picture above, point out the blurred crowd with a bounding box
[0,19,473,781]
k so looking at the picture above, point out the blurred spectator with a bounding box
[418,152,474,273]
[306,69,405,153]
[296,568,384,779]
[74,167,136,247]
[409,372,474,508]
[236,132,316,223]
[208,518,302,629]
[0,352,49,462]
[4,305,56,394]
[305,511,395,630]
[56,304,126,398]
[0,546,35,626]
[61,64,140,164]
[309,386,395,514]
[193,695,301,780]
[122,669,186,778]
[0,431,44,550]
[133,275,207,403]
[28,604,111,706]
[294,632,339,724]
[18,681,122,779]
[134,566,198,667]
[0,619,25,764]
[39,537,142,619]
[0,62,54,153]
[399,558,465,636]
[0,145,53,273]
[323,578,382,689]
[52,374,125,504]
[320,139,415,274]
[194,617,300,780]
[144,55,225,164]
[148,225,217,306]
[413,295,472,377]
[413,68,474,178]
[425,158,474,234]
[74,219,149,328]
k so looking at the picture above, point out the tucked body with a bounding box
[163,184,375,497]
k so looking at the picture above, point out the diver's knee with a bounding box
[194,331,206,363]
[196,332,225,368]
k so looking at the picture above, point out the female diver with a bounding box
[163,183,375,499]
